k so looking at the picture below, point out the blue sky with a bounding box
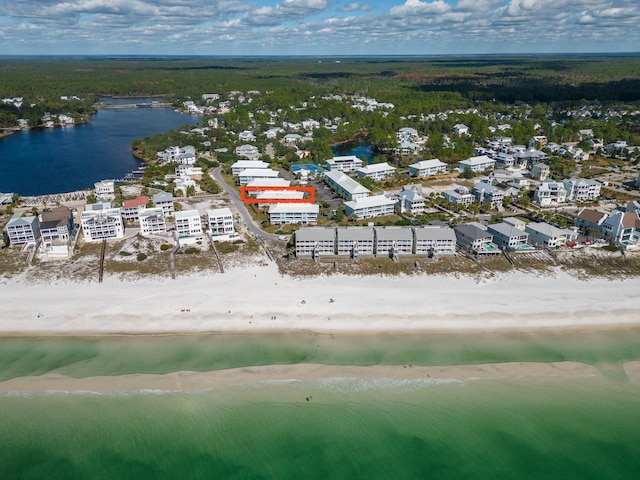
[0,0,638,56]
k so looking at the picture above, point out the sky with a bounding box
[0,0,639,56]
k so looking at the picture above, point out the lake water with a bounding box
[0,102,200,196]
[332,138,374,164]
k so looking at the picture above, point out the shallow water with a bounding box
[1,330,640,479]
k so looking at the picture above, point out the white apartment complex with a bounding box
[269,203,319,225]
[408,159,448,177]
[325,155,364,172]
[139,208,167,236]
[81,208,125,242]
[344,195,396,219]
[206,208,235,236]
[175,210,203,238]
[356,162,396,181]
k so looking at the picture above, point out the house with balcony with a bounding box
[121,196,150,222]
[374,227,413,257]
[533,180,567,207]
[336,227,375,258]
[4,215,40,246]
[453,223,500,256]
[600,210,640,248]
[268,203,319,225]
[408,159,448,177]
[356,162,396,181]
[152,191,175,216]
[562,178,601,202]
[474,182,505,209]
[459,155,495,174]
[139,208,167,236]
[575,208,608,233]
[530,163,550,181]
[206,207,235,239]
[175,209,203,243]
[94,180,115,201]
[238,168,280,186]
[295,227,336,258]
[443,186,474,206]
[80,207,124,242]
[525,222,576,248]
[231,160,269,176]
[235,144,260,160]
[413,226,457,256]
[344,195,396,219]
[325,155,363,173]
[397,189,426,215]
[486,222,530,250]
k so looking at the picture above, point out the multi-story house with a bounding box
[356,162,396,181]
[344,195,396,219]
[3,215,40,246]
[139,208,166,236]
[533,180,567,207]
[295,227,336,258]
[408,159,448,177]
[268,204,319,225]
[81,207,124,242]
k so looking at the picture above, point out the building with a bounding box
[356,162,396,181]
[534,180,567,207]
[562,178,601,202]
[525,222,575,248]
[453,124,470,135]
[94,180,115,200]
[152,191,175,216]
[344,195,396,219]
[295,227,336,258]
[325,155,363,173]
[474,182,505,209]
[80,208,124,242]
[530,163,550,181]
[268,203,319,225]
[486,222,529,250]
[374,227,413,257]
[600,210,640,247]
[235,144,260,160]
[443,187,474,206]
[246,178,291,189]
[238,168,280,186]
[453,223,500,256]
[121,196,150,222]
[139,208,166,236]
[575,208,608,233]
[336,227,374,257]
[231,160,270,175]
[408,159,448,178]
[39,207,74,243]
[175,210,203,240]
[397,190,426,215]
[256,190,305,208]
[413,226,457,256]
[324,170,370,200]
[206,208,235,237]
[459,155,495,174]
[4,215,40,246]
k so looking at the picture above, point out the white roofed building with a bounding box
[344,195,395,219]
[238,168,280,186]
[269,203,319,225]
[175,210,203,240]
[325,155,363,173]
[409,159,448,177]
[94,180,115,201]
[459,155,496,174]
[207,208,235,238]
[139,208,167,236]
[324,170,370,200]
[356,162,396,182]
[397,190,425,215]
[231,160,269,176]
[81,208,124,242]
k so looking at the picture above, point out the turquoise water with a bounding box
[2,330,640,479]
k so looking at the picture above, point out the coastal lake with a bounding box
[0,100,200,196]
[1,329,640,479]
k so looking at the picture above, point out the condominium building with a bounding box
[295,227,336,258]
[356,162,396,181]
[325,155,363,173]
[231,160,270,176]
[152,191,175,216]
[374,227,413,256]
[324,170,370,200]
[175,210,203,238]
[344,195,395,219]
[268,203,319,225]
[139,208,167,236]
[408,159,448,177]
[238,168,280,186]
[413,226,457,256]
[336,227,374,257]
[94,180,115,200]
[207,208,235,237]
[121,196,150,222]
[459,155,495,174]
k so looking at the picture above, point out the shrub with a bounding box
[160,244,170,251]
[119,251,132,256]
[137,253,148,261]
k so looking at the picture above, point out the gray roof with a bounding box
[454,224,492,240]
[153,191,174,203]
[487,222,528,238]
[296,227,335,242]
[413,226,456,241]
[375,226,413,241]
[336,227,374,242]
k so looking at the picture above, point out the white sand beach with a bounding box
[1,263,639,335]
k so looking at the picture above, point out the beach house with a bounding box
[453,223,500,256]
[397,190,426,215]
[525,222,576,248]
[443,187,475,206]
[80,207,125,242]
[600,210,640,248]
[487,222,530,251]
[530,163,550,181]
[175,210,203,242]
[344,195,396,219]
[336,227,375,258]
[94,180,115,201]
[39,206,74,244]
[295,227,336,258]
[139,208,167,236]
[206,208,235,239]
[474,182,505,209]
[152,191,175,216]
[562,178,601,202]
[374,227,413,257]
[408,159,448,178]
[413,226,457,256]
[235,144,260,160]
[534,180,567,207]
[3,215,40,246]
[121,196,150,222]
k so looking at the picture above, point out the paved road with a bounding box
[212,167,283,242]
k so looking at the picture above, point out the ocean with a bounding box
[1,330,640,479]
